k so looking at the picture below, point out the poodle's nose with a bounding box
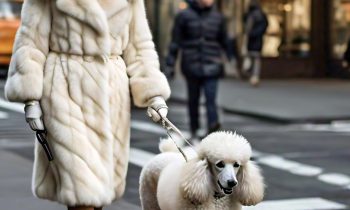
[227,180,238,188]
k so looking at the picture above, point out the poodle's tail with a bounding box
[159,137,180,153]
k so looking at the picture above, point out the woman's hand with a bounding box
[24,101,45,131]
[147,96,168,123]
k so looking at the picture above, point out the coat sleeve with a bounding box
[344,40,350,63]
[248,12,268,38]
[4,0,51,103]
[123,0,171,108]
[166,13,184,67]
[218,16,234,60]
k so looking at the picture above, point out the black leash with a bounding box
[36,130,54,161]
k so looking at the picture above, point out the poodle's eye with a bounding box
[233,162,240,168]
[215,161,225,168]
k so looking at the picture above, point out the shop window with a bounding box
[332,0,350,59]
[217,0,312,58]
[149,0,312,60]
[261,0,311,58]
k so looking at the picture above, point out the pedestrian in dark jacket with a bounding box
[243,0,268,86]
[166,0,233,138]
[344,39,350,68]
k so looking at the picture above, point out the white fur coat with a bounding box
[5,0,170,207]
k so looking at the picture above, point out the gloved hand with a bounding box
[147,96,168,123]
[24,101,45,131]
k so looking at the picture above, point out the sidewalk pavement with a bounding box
[0,149,140,210]
[169,78,350,123]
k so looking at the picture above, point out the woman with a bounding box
[4,0,170,210]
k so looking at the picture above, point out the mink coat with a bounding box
[4,0,170,206]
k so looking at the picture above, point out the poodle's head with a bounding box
[181,131,264,206]
[198,131,252,195]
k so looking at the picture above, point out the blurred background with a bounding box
[146,0,350,78]
[0,0,350,210]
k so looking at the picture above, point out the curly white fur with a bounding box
[139,131,265,210]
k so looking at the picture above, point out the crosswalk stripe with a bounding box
[0,139,33,148]
[0,98,24,113]
[244,197,346,210]
[131,120,166,135]
[0,111,9,119]
[318,173,350,186]
[129,148,155,167]
[256,155,323,176]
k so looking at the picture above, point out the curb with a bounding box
[169,97,350,124]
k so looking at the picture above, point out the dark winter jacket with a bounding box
[244,5,268,52]
[344,39,350,63]
[166,0,233,78]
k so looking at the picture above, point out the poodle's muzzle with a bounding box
[216,164,239,195]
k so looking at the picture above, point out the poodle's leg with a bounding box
[140,167,162,210]
[140,153,181,210]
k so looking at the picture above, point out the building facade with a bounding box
[145,0,350,78]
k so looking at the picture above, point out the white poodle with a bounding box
[139,131,265,210]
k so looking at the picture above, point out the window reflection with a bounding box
[261,0,311,58]
[332,0,350,59]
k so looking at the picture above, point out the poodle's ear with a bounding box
[180,158,211,205]
[234,161,265,206]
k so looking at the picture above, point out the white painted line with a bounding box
[297,123,350,133]
[318,173,350,186]
[244,197,346,210]
[0,98,24,113]
[129,147,155,167]
[0,139,34,149]
[256,155,323,177]
[0,111,9,119]
[131,120,166,135]
[131,119,191,139]
[291,165,323,177]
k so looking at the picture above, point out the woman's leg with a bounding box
[203,78,220,134]
[186,77,201,137]
[250,52,261,86]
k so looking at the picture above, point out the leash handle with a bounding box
[36,130,54,161]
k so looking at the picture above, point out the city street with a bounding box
[0,79,350,210]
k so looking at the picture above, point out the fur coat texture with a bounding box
[4,0,170,207]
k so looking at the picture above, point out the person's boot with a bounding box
[250,75,260,87]
[208,123,221,135]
